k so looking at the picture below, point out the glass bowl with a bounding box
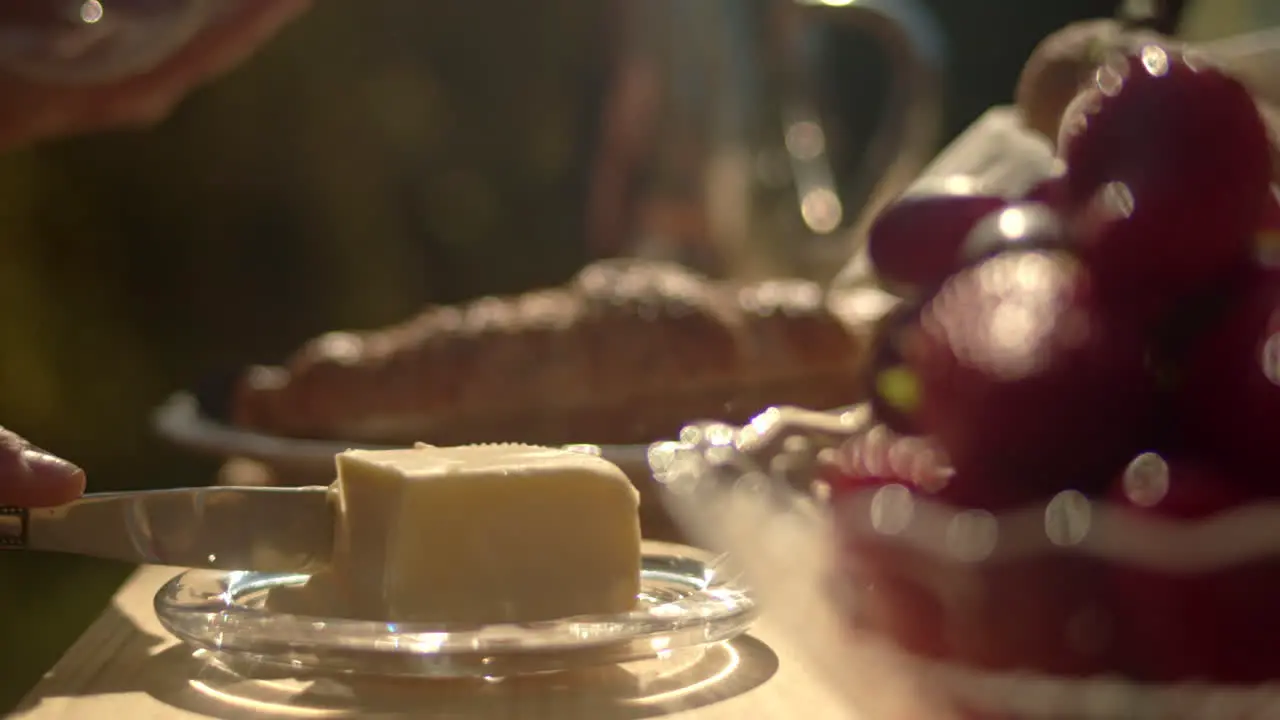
[651,405,1280,720]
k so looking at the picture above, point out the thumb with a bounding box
[0,428,86,508]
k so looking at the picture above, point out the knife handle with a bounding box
[0,507,28,549]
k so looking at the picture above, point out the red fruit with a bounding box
[1176,270,1280,479]
[866,302,927,435]
[949,551,1112,676]
[829,430,1112,675]
[1108,453,1280,683]
[897,249,1158,506]
[1256,185,1280,270]
[867,189,1008,295]
[1262,185,1280,229]
[1022,175,1066,207]
[828,427,949,660]
[1059,45,1271,305]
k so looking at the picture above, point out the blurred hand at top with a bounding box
[0,0,311,152]
[0,427,84,507]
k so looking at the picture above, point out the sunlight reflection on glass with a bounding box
[801,188,843,234]
[870,484,914,535]
[1261,333,1280,386]
[1140,44,1169,77]
[945,509,998,562]
[996,206,1029,239]
[80,0,104,24]
[1122,452,1170,507]
[625,643,744,708]
[189,678,346,718]
[1045,490,1092,547]
[785,121,827,161]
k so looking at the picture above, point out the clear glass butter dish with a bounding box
[155,540,757,678]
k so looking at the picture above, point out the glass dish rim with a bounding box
[153,540,759,676]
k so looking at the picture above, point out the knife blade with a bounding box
[0,486,336,573]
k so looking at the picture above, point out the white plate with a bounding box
[151,388,652,478]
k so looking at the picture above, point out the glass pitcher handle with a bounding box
[785,0,946,284]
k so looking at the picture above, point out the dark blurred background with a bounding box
[0,0,1123,707]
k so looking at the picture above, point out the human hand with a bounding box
[0,0,311,152]
[0,427,85,508]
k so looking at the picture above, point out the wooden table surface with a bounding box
[11,565,854,720]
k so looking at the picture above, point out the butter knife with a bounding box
[0,486,335,573]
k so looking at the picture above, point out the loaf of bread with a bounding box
[231,260,872,446]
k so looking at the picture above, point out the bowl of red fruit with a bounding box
[653,40,1280,720]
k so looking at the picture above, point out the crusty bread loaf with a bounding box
[232,260,870,446]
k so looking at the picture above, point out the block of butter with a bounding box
[322,443,642,625]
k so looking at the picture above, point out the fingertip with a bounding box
[58,467,88,505]
[20,469,87,508]
[15,450,87,508]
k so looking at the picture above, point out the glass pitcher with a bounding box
[0,0,943,285]
[585,0,945,283]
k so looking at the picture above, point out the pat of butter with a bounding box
[329,443,642,624]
